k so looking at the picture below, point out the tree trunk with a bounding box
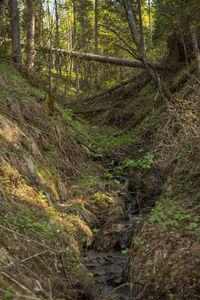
[54,0,61,77]
[148,0,152,49]
[122,0,170,103]
[26,0,35,72]
[47,0,52,93]
[8,0,22,67]
[73,0,79,95]
[190,25,200,75]
[94,0,98,89]
[38,0,43,46]
[37,47,169,70]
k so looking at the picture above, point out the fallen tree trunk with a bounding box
[83,70,149,103]
[84,74,142,102]
[37,46,169,70]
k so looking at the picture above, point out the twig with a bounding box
[59,253,68,280]
[48,279,53,299]
[21,251,48,262]
[134,282,149,299]
[112,282,132,293]
[99,23,138,59]
[1,271,35,296]
[187,204,200,212]
[0,289,41,299]
[0,188,7,202]
[0,224,58,254]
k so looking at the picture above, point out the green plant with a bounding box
[186,222,198,230]
[93,193,108,203]
[3,286,15,299]
[121,248,129,254]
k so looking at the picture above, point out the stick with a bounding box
[21,251,48,262]
[1,272,35,296]
[0,224,58,254]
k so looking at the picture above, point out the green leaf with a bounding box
[121,248,129,254]
[6,286,15,293]
[88,272,94,277]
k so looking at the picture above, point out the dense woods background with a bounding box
[1,0,199,95]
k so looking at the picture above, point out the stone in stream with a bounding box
[94,221,133,251]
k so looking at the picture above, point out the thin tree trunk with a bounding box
[8,0,22,67]
[26,0,35,72]
[38,0,43,46]
[148,0,152,49]
[73,0,79,95]
[47,0,52,94]
[54,0,62,77]
[94,0,98,89]
[190,25,200,75]
[122,0,170,103]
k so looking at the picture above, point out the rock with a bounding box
[79,207,100,228]
[95,221,133,251]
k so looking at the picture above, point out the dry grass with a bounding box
[0,63,101,299]
[127,76,200,299]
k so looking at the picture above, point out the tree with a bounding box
[94,0,98,88]
[26,0,35,72]
[73,0,80,94]
[152,0,200,64]
[121,0,170,102]
[8,0,22,67]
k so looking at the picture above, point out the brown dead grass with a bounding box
[126,75,200,299]
[0,63,101,299]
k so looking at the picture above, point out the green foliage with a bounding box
[121,248,129,254]
[90,132,139,153]
[124,152,154,171]
[93,193,108,203]
[112,152,154,179]
[3,286,15,299]
[88,272,94,277]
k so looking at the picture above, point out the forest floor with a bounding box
[0,62,199,300]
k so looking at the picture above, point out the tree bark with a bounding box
[54,0,61,77]
[38,0,43,46]
[122,0,171,103]
[73,0,79,95]
[8,0,22,67]
[47,0,52,93]
[26,0,35,72]
[94,0,98,88]
[37,47,169,70]
[190,25,200,75]
[148,0,152,49]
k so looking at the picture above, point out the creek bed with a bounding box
[83,249,129,299]
[83,195,139,299]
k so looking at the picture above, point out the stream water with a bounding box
[83,194,139,299]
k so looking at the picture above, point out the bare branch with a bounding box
[99,23,138,59]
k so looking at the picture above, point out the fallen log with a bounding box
[37,46,169,70]
[83,73,144,102]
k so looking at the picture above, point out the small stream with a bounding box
[83,194,140,299]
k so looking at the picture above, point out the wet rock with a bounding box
[94,221,133,251]
[79,207,100,228]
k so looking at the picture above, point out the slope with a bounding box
[0,62,119,300]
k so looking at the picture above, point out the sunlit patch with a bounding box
[0,115,41,156]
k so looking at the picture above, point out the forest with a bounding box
[0,0,200,299]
